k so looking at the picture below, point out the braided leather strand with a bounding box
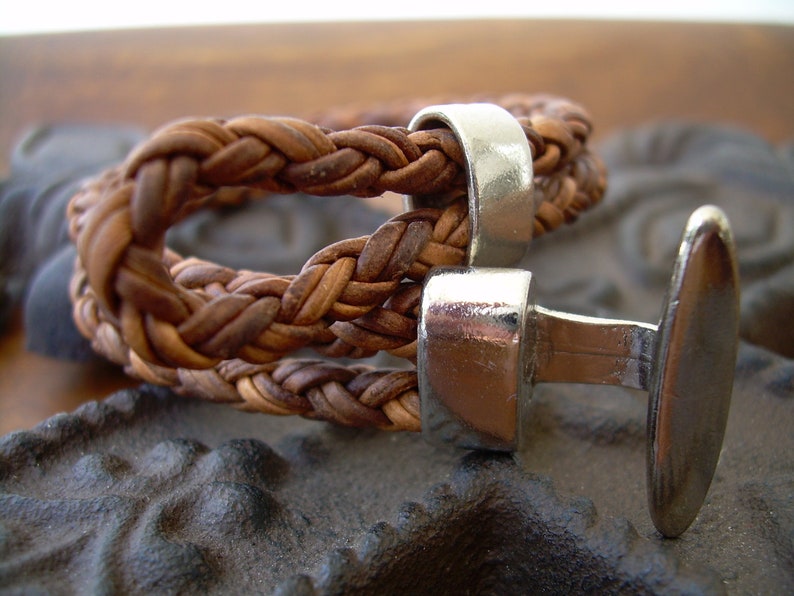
[68,95,606,432]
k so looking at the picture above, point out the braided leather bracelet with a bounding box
[67,94,606,433]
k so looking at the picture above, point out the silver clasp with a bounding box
[410,104,740,538]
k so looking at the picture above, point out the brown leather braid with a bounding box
[68,94,606,432]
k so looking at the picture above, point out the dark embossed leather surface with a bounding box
[0,122,792,593]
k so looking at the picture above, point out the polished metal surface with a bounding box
[405,103,535,267]
[646,205,740,538]
[533,307,657,390]
[419,267,535,451]
[417,206,739,537]
[419,268,658,451]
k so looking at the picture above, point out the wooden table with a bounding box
[1,20,792,434]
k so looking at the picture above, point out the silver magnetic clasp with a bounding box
[410,104,740,538]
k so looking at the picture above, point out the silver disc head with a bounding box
[647,205,740,538]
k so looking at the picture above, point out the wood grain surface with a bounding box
[1,20,792,434]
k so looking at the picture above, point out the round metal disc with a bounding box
[647,205,740,537]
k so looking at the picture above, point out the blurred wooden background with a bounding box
[1,20,792,433]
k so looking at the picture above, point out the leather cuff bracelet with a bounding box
[68,95,739,537]
[67,94,605,431]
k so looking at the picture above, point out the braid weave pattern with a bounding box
[69,95,606,431]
